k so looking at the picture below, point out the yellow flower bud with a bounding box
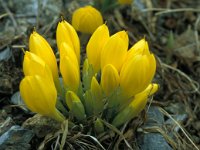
[60,56,80,92]
[23,51,53,83]
[56,20,80,62]
[118,0,132,4]
[101,64,120,96]
[86,24,109,72]
[72,6,103,34]
[29,31,59,82]
[120,41,156,98]
[20,75,65,122]
[65,91,86,120]
[59,42,79,68]
[101,31,128,72]
[112,83,159,127]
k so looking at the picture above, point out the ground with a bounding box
[0,0,200,149]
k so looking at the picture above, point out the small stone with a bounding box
[11,91,29,113]
[0,117,14,136]
[145,106,164,125]
[138,133,173,150]
[138,106,172,150]
[22,114,61,138]
[0,125,34,150]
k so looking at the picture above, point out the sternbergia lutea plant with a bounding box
[20,20,158,128]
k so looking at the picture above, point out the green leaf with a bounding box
[94,118,104,134]
[71,101,86,121]
[82,64,95,91]
[83,90,94,116]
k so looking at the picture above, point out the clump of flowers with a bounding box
[20,19,158,129]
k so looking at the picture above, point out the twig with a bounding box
[79,134,106,150]
[11,45,26,49]
[0,13,8,19]
[53,135,60,150]
[100,119,133,150]
[0,0,19,33]
[162,63,200,94]
[157,57,200,94]
[194,15,200,55]
[155,8,200,16]
[142,8,200,15]
[159,107,200,150]
[60,120,68,150]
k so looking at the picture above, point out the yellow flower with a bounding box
[23,51,53,83]
[112,83,159,127]
[120,40,156,98]
[101,64,120,96]
[118,0,132,4]
[56,20,80,62]
[72,6,103,34]
[101,31,128,72]
[86,24,109,72]
[60,55,80,92]
[20,75,65,122]
[29,31,58,82]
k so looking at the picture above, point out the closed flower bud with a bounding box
[23,51,53,83]
[20,75,65,122]
[94,118,104,134]
[72,6,103,34]
[101,64,120,96]
[65,91,86,120]
[112,83,159,127]
[29,31,59,82]
[60,56,80,92]
[101,31,128,72]
[118,0,132,4]
[59,42,79,68]
[56,20,80,63]
[120,41,156,98]
[86,24,109,72]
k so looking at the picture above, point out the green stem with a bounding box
[55,76,63,97]
[52,109,66,122]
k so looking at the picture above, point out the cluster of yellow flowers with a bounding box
[20,8,158,128]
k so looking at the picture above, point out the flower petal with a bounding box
[86,24,109,72]
[101,31,128,72]
[101,64,120,96]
